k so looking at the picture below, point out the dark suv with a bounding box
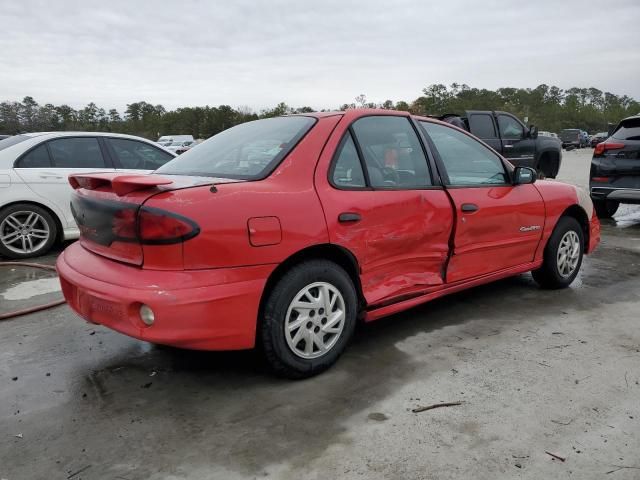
[590,115,640,218]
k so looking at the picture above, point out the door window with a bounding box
[470,114,497,138]
[16,144,51,168]
[350,116,431,189]
[48,137,106,168]
[420,121,508,186]
[108,138,174,169]
[331,133,366,188]
[497,115,524,140]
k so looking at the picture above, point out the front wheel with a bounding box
[260,260,358,379]
[593,198,619,219]
[532,216,584,289]
[0,204,57,259]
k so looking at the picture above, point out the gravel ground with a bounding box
[1,147,639,479]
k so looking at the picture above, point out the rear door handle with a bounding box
[338,212,361,223]
[461,203,479,213]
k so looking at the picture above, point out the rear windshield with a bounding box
[612,118,640,141]
[0,135,31,151]
[156,116,316,180]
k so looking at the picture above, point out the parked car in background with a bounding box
[440,111,562,178]
[580,131,590,148]
[0,132,176,258]
[157,134,194,147]
[165,140,195,154]
[590,115,640,218]
[591,131,608,147]
[538,131,560,140]
[56,110,599,378]
[0,135,10,141]
[560,129,583,149]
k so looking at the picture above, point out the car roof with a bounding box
[21,131,157,141]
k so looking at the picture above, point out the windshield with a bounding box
[156,116,316,180]
[0,134,31,151]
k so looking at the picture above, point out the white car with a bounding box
[0,132,176,258]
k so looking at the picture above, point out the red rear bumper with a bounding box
[56,242,275,350]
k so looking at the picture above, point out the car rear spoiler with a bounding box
[69,173,173,196]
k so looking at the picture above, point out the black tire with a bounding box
[0,203,58,259]
[593,198,619,219]
[259,260,358,379]
[532,216,584,289]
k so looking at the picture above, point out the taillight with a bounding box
[138,207,200,244]
[110,206,199,245]
[112,208,137,240]
[594,141,625,155]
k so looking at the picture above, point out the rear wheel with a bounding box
[593,198,619,219]
[0,204,57,259]
[260,260,358,379]
[532,216,584,289]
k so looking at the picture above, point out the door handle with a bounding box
[461,203,479,213]
[503,144,514,149]
[39,174,63,179]
[338,212,361,223]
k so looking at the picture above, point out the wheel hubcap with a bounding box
[557,230,580,278]
[284,282,346,359]
[0,211,50,255]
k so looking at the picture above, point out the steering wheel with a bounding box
[381,167,399,185]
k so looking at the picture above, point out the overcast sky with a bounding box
[1,0,639,112]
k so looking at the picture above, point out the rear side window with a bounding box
[420,121,508,186]
[351,116,432,188]
[469,114,497,138]
[48,138,106,168]
[16,144,51,168]
[612,118,640,141]
[331,133,366,188]
[497,115,524,139]
[108,138,174,169]
[156,116,316,180]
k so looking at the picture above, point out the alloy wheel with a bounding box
[0,211,50,255]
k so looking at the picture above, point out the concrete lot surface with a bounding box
[1,148,639,479]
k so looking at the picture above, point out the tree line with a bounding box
[1,84,638,140]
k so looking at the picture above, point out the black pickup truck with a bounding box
[439,111,562,178]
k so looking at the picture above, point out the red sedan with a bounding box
[57,110,600,378]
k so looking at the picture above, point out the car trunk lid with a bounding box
[69,173,241,266]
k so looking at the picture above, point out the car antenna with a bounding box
[210,184,217,193]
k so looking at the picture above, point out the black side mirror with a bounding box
[528,125,539,139]
[514,166,536,185]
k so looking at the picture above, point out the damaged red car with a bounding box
[57,110,600,378]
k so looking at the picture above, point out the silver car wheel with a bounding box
[284,281,346,359]
[0,210,50,255]
[557,230,580,278]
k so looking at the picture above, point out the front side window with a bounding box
[420,121,508,186]
[331,133,366,188]
[48,137,106,168]
[156,116,316,180]
[497,115,524,140]
[108,138,174,169]
[16,143,51,168]
[350,116,431,188]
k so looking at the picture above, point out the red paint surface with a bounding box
[58,110,600,351]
